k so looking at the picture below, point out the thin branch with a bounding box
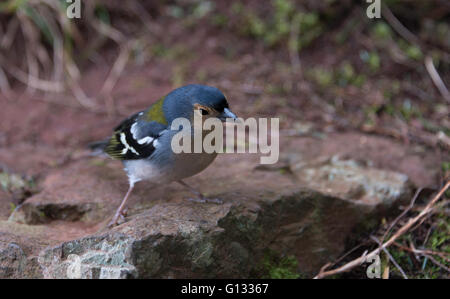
[424,56,450,103]
[0,17,19,49]
[98,43,131,116]
[382,4,450,104]
[289,15,302,81]
[93,19,125,44]
[393,243,450,263]
[361,125,450,151]
[379,187,423,246]
[18,12,40,95]
[371,236,408,279]
[424,254,450,273]
[314,181,450,279]
[0,64,12,99]
[381,4,420,46]
[65,58,97,108]
[99,43,131,97]
[312,238,371,275]
[0,59,64,92]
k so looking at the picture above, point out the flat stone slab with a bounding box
[0,150,413,278]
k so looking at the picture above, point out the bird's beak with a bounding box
[219,108,237,122]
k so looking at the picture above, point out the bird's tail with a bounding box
[87,139,109,156]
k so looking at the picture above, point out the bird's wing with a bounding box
[105,111,167,160]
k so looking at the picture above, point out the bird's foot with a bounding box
[187,197,223,204]
[107,208,128,228]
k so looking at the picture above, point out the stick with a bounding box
[381,5,420,46]
[424,254,450,273]
[99,44,130,97]
[65,58,97,108]
[314,181,450,279]
[393,243,450,263]
[0,64,11,99]
[289,15,302,81]
[379,187,423,245]
[0,61,64,92]
[371,236,408,279]
[0,18,19,49]
[424,56,450,103]
[382,4,450,103]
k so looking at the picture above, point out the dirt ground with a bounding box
[0,16,447,184]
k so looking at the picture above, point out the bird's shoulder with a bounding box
[105,104,168,160]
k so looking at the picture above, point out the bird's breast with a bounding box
[171,151,218,179]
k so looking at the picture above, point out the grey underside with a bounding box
[123,130,217,185]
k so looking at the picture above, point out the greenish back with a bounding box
[145,96,168,125]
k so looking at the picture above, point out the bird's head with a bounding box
[164,84,237,124]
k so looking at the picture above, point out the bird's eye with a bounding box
[200,108,209,116]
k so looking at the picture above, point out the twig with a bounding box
[289,15,302,81]
[0,64,12,99]
[0,17,19,49]
[422,224,435,248]
[381,4,420,46]
[65,58,97,108]
[424,56,450,103]
[324,242,368,270]
[361,125,450,151]
[382,4,450,104]
[90,19,130,115]
[99,43,131,97]
[98,43,131,116]
[93,19,125,44]
[371,236,408,279]
[393,243,450,263]
[18,12,40,95]
[0,58,64,92]
[131,1,163,35]
[379,187,423,246]
[314,181,450,279]
[424,254,450,273]
[25,42,39,95]
[37,3,64,84]
[408,240,422,264]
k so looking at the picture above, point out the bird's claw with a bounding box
[187,197,223,204]
[107,208,128,228]
[107,217,119,228]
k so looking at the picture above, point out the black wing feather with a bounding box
[104,111,166,160]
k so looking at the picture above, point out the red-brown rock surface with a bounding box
[1,144,415,278]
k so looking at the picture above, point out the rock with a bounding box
[0,170,37,213]
[0,150,414,278]
[291,155,411,206]
[0,226,46,279]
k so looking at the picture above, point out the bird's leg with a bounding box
[108,183,135,227]
[177,180,223,204]
[178,180,204,199]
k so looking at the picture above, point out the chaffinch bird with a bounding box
[90,84,237,227]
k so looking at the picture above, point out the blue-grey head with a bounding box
[163,84,237,124]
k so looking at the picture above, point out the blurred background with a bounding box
[0,0,449,278]
[0,0,448,136]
